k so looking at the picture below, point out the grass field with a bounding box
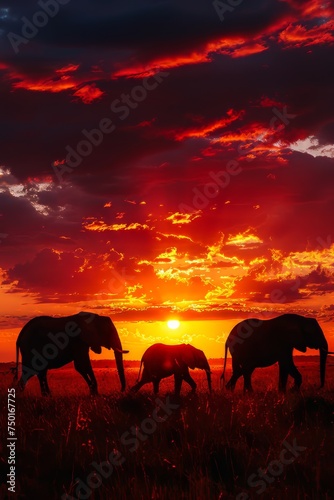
[1,359,334,499]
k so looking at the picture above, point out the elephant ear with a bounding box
[77,313,103,354]
[180,345,196,369]
[290,319,307,353]
[91,345,102,354]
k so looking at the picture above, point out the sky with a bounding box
[0,0,334,361]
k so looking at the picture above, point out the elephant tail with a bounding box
[220,341,228,388]
[13,341,19,381]
[136,360,143,382]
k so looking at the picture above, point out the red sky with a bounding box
[1,0,334,360]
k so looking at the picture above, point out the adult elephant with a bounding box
[131,343,211,395]
[221,314,332,392]
[15,311,129,395]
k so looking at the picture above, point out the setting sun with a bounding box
[167,319,180,330]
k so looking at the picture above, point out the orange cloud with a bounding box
[165,211,201,224]
[212,123,271,145]
[220,41,268,58]
[155,247,179,263]
[112,51,211,79]
[112,36,269,79]
[174,109,244,141]
[83,219,150,232]
[226,231,263,249]
[55,64,80,74]
[207,240,245,268]
[110,3,334,79]
[280,21,334,48]
[284,0,334,19]
[10,64,104,103]
[156,232,194,242]
[73,84,104,103]
[281,245,334,277]
[13,75,76,93]
[259,96,284,108]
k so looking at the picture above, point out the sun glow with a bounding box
[167,319,180,330]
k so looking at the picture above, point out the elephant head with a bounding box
[292,316,330,388]
[77,312,129,391]
[180,345,212,392]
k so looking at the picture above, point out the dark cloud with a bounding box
[0,0,332,183]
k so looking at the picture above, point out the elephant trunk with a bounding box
[201,358,212,393]
[109,321,127,391]
[206,370,212,393]
[319,339,328,388]
[114,349,126,392]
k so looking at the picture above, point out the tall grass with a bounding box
[0,362,333,499]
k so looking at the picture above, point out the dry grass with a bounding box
[0,360,333,499]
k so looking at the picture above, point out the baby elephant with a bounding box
[131,343,211,395]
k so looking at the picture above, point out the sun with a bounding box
[167,319,180,330]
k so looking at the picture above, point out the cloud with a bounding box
[165,211,201,225]
[1,0,334,328]
[73,84,104,104]
[225,231,264,249]
[279,20,334,48]
[83,219,151,232]
[289,136,334,159]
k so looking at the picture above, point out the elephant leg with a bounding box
[243,369,254,393]
[18,360,35,391]
[288,362,302,389]
[18,377,26,391]
[278,362,289,392]
[37,370,51,396]
[225,374,239,391]
[225,362,243,391]
[74,355,98,395]
[87,369,98,394]
[182,369,197,392]
[153,378,160,394]
[131,380,147,392]
[279,355,302,391]
[174,374,183,396]
[131,369,151,393]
